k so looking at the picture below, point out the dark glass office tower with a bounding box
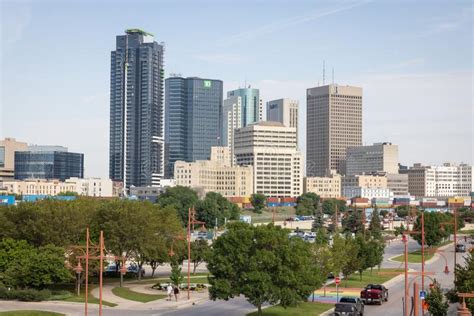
[109,29,165,189]
[164,76,223,178]
[15,146,84,181]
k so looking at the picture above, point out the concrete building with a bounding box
[174,159,253,198]
[306,84,362,176]
[234,121,302,197]
[109,29,165,189]
[342,174,389,199]
[1,177,115,197]
[387,173,409,196]
[164,76,223,177]
[406,163,473,197]
[303,173,341,198]
[65,177,114,197]
[210,146,232,166]
[15,145,83,181]
[266,99,298,145]
[346,142,398,176]
[0,138,28,181]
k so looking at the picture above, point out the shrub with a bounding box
[0,286,51,302]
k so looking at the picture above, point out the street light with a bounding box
[73,261,83,296]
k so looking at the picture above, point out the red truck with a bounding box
[360,284,388,305]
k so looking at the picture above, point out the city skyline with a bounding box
[1,1,472,177]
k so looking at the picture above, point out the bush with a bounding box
[0,286,51,302]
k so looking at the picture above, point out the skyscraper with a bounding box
[306,84,362,176]
[109,29,165,190]
[266,98,298,145]
[164,76,223,177]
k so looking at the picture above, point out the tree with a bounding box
[395,205,409,218]
[312,209,324,231]
[425,280,448,316]
[340,235,361,287]
[369,208,382,240]
[57,191,79,196]
[169,259,184,287]
[412,212,448,247]
[196,192,239,227]
[379,209,388,217]
[329,234,348,277]
[394,223,406,237]
[0,239,71,289]
[296,193,320,216]
[250,194,266,214]
[450,253,474,312]
[322,199,346,215]
[207,223,323,315]
[158,186,199,225]
[190,239,211,274]
[342,210,364,235]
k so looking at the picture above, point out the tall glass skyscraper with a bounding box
[227,88,262,127]
[109,29,165,189]
[164,76,223,178]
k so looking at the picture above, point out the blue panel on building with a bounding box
[0,196,15,205]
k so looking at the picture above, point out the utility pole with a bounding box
[187,207,205,299]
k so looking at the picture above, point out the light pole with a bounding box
[73,261,83,297]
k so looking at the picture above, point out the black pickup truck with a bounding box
[334,297,364,316]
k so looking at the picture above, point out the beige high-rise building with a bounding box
[387,173,409,196]
[210,146,232,166]
[346,142,398,176]
[266,98,298,145]
[0,138,28,181]
[174,153,253,198]
[306,84,362,176]
[303,173,341,198]
[234,121,302,197]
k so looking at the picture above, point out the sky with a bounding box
[1,0,472,177]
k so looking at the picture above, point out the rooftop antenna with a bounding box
[332,67,334,84]
[322,60,326,85]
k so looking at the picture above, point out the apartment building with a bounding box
[303,173,341,198]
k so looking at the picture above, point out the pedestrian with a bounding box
[174,285,180,301]
[167,284,173,301]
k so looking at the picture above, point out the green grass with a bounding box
[0,312,64,316]
[241,207,296,224]
[246,302,333,316]
[329,268,404,288]
[391,240,453,263]
[130,273,211,285]
[61,285,117,307]
[111,287,166,303]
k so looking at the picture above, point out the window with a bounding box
[0,146,4,168]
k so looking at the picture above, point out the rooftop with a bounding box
[125,28,153,36]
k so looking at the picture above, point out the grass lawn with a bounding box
[130,273,211,285]
[111,287,166,303]
[241,207,296,224]
[328,268,404,288]
[391,240,453,263]
[61,285,117,307]
[246,302,333,316]
[0,312,64,316]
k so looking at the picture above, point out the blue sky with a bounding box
[1,0,472,177]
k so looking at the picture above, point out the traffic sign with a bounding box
[335,277,341,285]
[420,291,426,300]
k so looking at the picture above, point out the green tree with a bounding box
[296,193,320,216]
[0,239,71,289]
[190,239,211,274]
[312,209,324,231]
[394,223,406,237]
[412,212,448,247]
[250,194,266,214]
[426,280,448,316]
[369,208,382,240]
[169,259,184,287]
[196,192,239,227]
[207,223,322,315]
[158,186,199,225]
[341,235,361,287]
[322,199,346,215]
[450,253,474,312]
[395,205,409,218]
[329,234,348,276]
[57,191,79,196]
[342,210,364,235]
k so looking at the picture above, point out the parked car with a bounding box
[456,244,466,252]
[334,297,364,316]
[196,231,207,240]
[127,264,145,277]
[360,284,388,305]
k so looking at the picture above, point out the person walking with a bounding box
[167,284,173,301]
[173,285,180,301]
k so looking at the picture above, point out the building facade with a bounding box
[406,163,473,197]
[222,95,242,151]
[266,99,298,143]
[2,177,115,197]
[0,138,28,181]
[109,29,165,189]
[174,160,253,198]
[342,174,389,199]
[306,84,362,176]
[164,76,223,177]
[227,87,263,126]
[303,173,341,198]
[387,173,409,196]
[14,146,83,181]
[234,121,302,197]
[346,142,398,176]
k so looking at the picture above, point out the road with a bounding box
[363,239,469,316]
